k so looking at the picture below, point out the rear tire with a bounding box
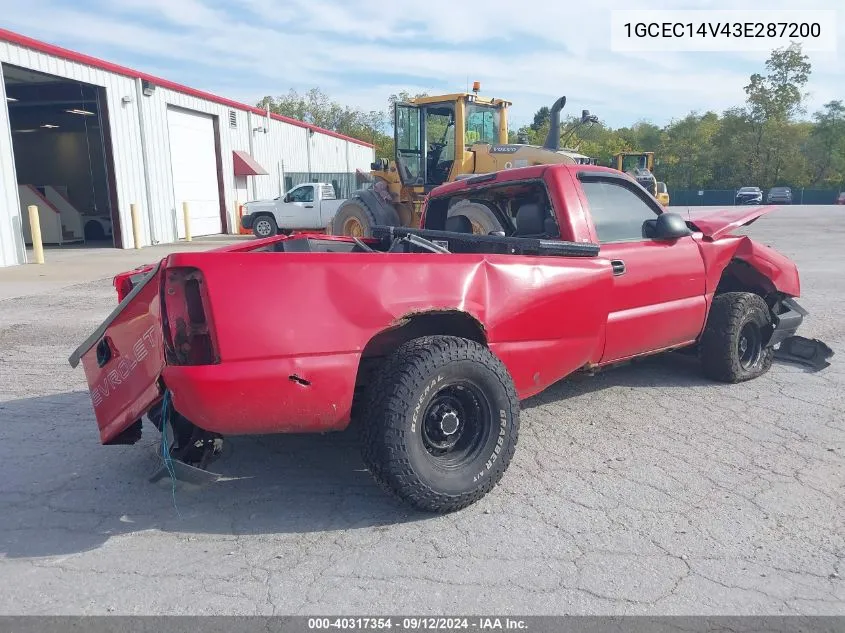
[700,292,774,383]
[253,214,277,238]
[360,336,519,513]
[447,200,503,235]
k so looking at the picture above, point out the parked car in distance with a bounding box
[767,186,793,205]
[836,192,845,205]
[83,215,113,241]
[735,186,763,205]
[240,182,344,238]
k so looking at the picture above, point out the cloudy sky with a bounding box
[1,0,841,129]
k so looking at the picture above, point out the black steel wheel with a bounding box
[359,335,520,513]
[700,292,774,383]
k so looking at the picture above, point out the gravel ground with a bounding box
[0,206,842,615]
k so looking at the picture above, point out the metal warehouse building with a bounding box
[0,29,375,267]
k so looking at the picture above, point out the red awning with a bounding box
[232,150,268,176]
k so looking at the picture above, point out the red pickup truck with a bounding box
[69,163,809,513]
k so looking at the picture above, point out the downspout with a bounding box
[247,112,257,200]
[345,140,350,198]
[306,128,312,180]
[134,78,157,243]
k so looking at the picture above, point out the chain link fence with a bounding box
[670,187,844,206]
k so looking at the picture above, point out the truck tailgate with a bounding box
[68,262,166,444]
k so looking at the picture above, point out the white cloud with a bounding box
[1,0,841,127]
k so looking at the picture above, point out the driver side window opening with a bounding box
[580,180,659,243]
[290,185,314,203]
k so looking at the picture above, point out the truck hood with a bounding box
[244,200,277,212]
[682,204,779,240]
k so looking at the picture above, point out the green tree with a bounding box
[805,100,845,186]
[743,43,812,185]
[530,106,550,132]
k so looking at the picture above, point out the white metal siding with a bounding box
[309,133,348,173]
[348,142,376,172]
[0,64,24,265]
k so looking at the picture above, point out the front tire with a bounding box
[331,192,401,237]
[700,292,774,383]
[360,336,519,513]
[253,214,277,238]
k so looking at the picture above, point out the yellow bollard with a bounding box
[235,199,246,235]
[130,203,142,249]
[27,205,45,264]
[182,201,192,242]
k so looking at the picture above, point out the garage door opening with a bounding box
[3,64,120,248]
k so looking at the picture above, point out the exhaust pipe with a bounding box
[543,96,567,151]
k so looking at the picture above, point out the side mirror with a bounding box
[283,194,291,203]
[653,212,691,240]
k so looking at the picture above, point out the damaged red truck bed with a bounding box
[70,163,811,512]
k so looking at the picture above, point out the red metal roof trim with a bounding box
[233,150,268,176]
[0,28,374,149]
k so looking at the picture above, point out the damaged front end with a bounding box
[767,298,834,371]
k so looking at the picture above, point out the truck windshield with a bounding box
[621,155,649,173]
[465,104,500,145]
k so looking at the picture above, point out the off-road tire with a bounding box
[253,214,277,238]
[331,192,400,237]
[359,336,520,513]
[447,199,504,235]
[700,292,774,383]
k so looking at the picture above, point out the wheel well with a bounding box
[716,258,779,307]
[352,311,487,410]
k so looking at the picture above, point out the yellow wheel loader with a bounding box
[331,85,595,236]
[612,151,670,206]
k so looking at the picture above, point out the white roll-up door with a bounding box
[166,107,222,237]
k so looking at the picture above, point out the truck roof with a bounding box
[428,163,625,198]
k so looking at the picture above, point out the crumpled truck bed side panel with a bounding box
[160,250,615,435]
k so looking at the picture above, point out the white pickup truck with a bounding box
[240,182,344,238]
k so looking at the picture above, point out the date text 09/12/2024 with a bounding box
[307,618,528,631]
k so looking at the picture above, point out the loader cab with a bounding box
[395,94,508,191]
[615,152,654,174]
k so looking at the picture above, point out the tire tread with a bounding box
[700,292,774,383]
[359,335,519,513]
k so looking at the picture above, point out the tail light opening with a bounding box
[161,267,220,366]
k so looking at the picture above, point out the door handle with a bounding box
[611,260,626,276]
[304,205,314,208]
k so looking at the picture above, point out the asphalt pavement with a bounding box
[0,206,842,615]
